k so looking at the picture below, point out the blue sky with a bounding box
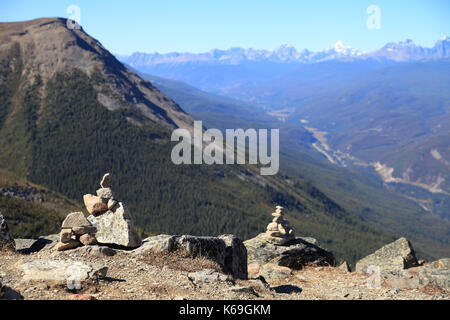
[1,0,449,54]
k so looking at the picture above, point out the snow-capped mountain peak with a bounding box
[119,37,450,66]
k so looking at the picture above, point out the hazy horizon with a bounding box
[1,0,449,55]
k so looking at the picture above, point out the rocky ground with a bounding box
[0,238,448,300]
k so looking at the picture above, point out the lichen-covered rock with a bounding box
[175,235,226,262]
[134,234,248,279]
[87,202,141,248]
[0,214,15,252]
[383,259,450,291]
[218,234,248,280]
[131,235,176,255]
[244,233,335,269]
[355,237,419,274]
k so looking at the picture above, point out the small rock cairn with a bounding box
[264,205,295,245]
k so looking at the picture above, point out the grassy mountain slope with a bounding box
[0,169,82,238]
[0,18,397,264]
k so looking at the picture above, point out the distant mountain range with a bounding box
[119,37,450,66]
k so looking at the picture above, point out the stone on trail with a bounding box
[187,269,228,283]
[20,259,107,282]
[355,237,419,274]
[87,202,141,248]
[258,263,293,280]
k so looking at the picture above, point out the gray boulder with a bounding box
[131,235,176,255]
[244,233,335,269]
[130,234,248,279]
[258,263,293,280]
[87,202,141,248]
[0,213,15,251]
[384,258,450,291]
[21,259,107,282]
[218,234,248,280]
[187,269,228,283]
[355,237,419,274]
[175,235,226,262]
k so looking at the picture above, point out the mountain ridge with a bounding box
[119,37,450,66]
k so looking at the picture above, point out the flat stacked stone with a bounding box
[55,211,98,251]
[264,206,295,245]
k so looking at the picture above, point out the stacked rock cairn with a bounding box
[264,205,295,245]
[56,173,141,250]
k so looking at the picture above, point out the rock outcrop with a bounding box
[355,237,419,274]
[245,233,335,270]
[130,234,248,279]
[0,213,15,252]
[356,238,449,291]
[244,205,335,278]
